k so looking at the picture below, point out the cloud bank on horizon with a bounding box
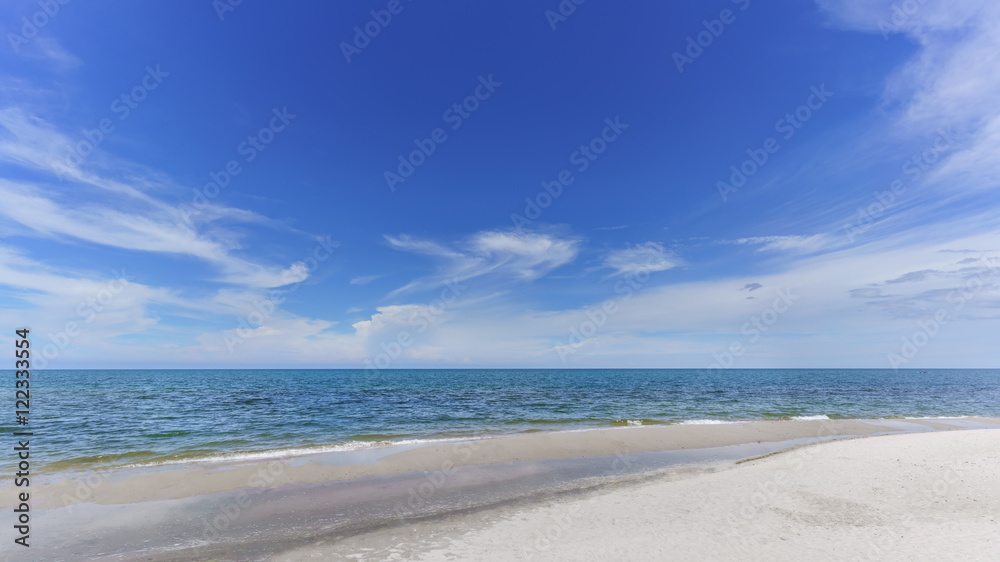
[0,0,998,369]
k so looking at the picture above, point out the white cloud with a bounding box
[733,234,831,253]
[0,180,307,288]
[21,223,997,368]
[385,230,579,296]
[351,305,427,339]
[602,242,679,276]
[0,244,210,366]
[819,0,1000,192]
[0,108,165,205]
[469,230,579,279]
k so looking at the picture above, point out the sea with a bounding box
[11,368,1000,473]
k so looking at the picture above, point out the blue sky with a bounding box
[1,0,999,369]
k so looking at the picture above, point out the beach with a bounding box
[3,417,999,560]
[287,427,1000,562]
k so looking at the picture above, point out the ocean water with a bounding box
[9,369,1000,472]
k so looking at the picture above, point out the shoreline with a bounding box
[21,414,998,477]
[8,417,989,506]
[7,417,1000,506]
[2,418,999,560]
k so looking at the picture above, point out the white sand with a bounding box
[279,429,1000,561]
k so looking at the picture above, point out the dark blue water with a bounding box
[9,369,1000,471]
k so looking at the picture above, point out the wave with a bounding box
[678,419,742,425]
[610,419,669,426]
[37,436,485,472]
[678,414,830,424]
[118,436,482,469]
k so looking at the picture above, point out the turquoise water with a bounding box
[10,369,1000,471]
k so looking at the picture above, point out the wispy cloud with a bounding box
[601,242,679,276]
[820,0,1000,193]
[385,230,580,297]
[13,36,82,69]
[0,179,308,288]
[732,234,830,253]
[883,269,938,284]
[350,275,381,285]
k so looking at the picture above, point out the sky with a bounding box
[1,0,999,369]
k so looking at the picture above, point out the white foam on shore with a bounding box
[119,436,486,469]
[680,415,831,424]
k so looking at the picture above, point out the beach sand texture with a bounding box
[279,429,1000,561]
